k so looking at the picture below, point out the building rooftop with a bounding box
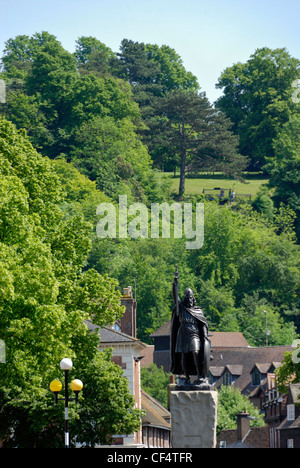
[212,346,294,397]
[218,426,269,449]
[85,320,146,346]
[141,390,171,431]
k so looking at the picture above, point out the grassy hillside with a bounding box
[158,172,269,199]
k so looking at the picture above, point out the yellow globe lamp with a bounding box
[70,379,83,392]
[50,380,63,393]
[71,379,83,403]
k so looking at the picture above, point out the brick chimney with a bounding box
[120,287,137,338]
[237,412,250,442]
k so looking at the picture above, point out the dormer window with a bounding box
[209,367,224,386]
[251,364,269,386]
[252,367,262,386]
[222,365,243,386]
[223,370,233,386]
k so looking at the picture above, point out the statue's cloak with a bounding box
[170,303,209,376]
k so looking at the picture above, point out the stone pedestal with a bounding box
[169,388,218,448]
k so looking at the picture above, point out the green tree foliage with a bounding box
[236,294,297,347]
[115,39,199,96]
[0,118,142,447]
[74,36,116,76]
[191,203,300,333]
[89,200,299,343]
[116,39,161,89]
[113,40,202,174]
[252,187,275,222]
[70,348,144,448]
[87,237,187,342]
[1,31,299,356]
[69,116,165,203]
[51,158,110,224]
[152,90,248,196]
[67,74,140,127]
[216,47,300,170]
[141,364,172,409]
[2,35,79,155]
[1,32,59,78]
[275,345,300,395]
[1,33,165,203]
[114,40,248,183]
[217,385,265,435]
[266,113,300,240]
[2,33,139,136]
[145,44,199,94]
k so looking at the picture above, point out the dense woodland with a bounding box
[0,32,299,446]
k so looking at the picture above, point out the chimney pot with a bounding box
[120,286,136,338]
[123,287,132,298]
[237,412,250,441]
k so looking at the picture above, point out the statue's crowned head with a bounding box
[183,288,196,307]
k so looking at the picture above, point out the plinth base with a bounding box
[169,388,218,449]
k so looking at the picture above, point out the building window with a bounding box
[112,322,121,333]
[222,371,240,386]
[208,373,218,386]
[287,404,295,422]
[287,439,294,448]
[251,368,261,386]
[223,371,232,386]
[154,336,170,351]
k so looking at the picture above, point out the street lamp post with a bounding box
[50,358,83,448]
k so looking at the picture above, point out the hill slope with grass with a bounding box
[157,171,269,200]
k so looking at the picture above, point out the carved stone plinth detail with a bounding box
[169,389,218,448]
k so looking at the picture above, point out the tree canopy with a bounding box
[151,89,248,196]
[266,113,300,239]
[217,385,265,435]
[0,33,299,446]
[216,47,300,170]
[0,118,142,447]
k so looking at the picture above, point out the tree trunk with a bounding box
[179,150,186,197]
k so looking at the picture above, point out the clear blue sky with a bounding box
[1,0,299,103]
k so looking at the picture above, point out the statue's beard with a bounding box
[185,298,194,307]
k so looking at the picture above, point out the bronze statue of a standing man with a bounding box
[170,266,212,389]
